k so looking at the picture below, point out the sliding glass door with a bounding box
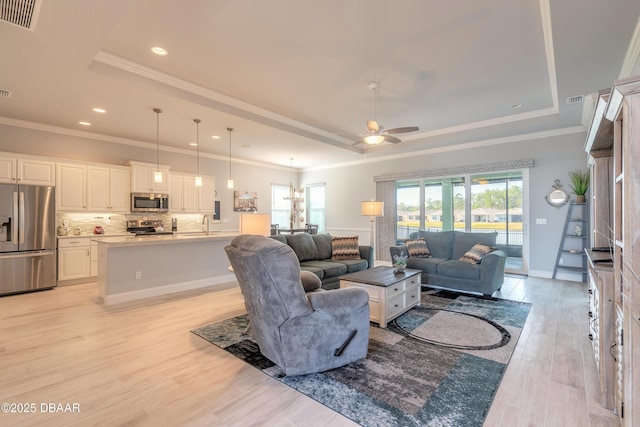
[395,170,526,275]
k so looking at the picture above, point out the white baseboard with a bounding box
[528,269,584,282]
[102,273,237,305]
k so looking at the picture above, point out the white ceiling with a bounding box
[1,0,639,169]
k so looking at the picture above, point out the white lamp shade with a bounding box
[153,170,163,183]
[195,176,202,187]
[361,200,384,217]
[227,179,234,189]
[239,213,271,235]
[364,134,385,145]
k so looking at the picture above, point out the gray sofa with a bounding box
[390,230,506,297]
[270,233,373,289]
[225,235,370,376]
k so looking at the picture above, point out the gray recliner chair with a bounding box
[225,235,370,376]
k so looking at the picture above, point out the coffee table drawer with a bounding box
[387,293,405,318]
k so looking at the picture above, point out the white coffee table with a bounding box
[339,266,422,328]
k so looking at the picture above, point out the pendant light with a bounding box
[153,108,163,183]
[194,118,202,187]
[227,127,234,189]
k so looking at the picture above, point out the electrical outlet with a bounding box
[536,218,547,225]
[135,271,142,280]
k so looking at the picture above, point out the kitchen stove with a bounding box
[126,219,174,236]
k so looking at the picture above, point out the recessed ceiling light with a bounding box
[78,121,91,126]
[510,103,523,110]
[151,46,168,56]
[211,135,221,139]
[190,143,198,146]
[92,107,106,113]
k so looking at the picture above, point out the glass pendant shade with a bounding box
[364,134,384,145]
[227,179,234,189]
[195,176,202,187]
[153,108,163,183]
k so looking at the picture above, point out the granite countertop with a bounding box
[92,231,238,247]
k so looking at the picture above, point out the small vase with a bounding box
[393,264,406,274]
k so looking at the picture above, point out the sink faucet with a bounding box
[202,214,210,235]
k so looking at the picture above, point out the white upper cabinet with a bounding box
[86,165,130,212]
[0,153,55,185]
[129,161,169,193]
[169,172,215,213]
[56,163,87,211]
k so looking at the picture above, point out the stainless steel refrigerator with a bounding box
[0,184,56,296]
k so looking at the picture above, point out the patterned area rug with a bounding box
[192,290,530,426]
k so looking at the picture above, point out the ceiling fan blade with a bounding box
[366,120,379,132]
[385,126,419,134]
[383,135,402,144]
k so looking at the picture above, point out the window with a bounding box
[306,183,325,232]
[271,184,290,227]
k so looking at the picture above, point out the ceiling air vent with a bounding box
[0,0,41,30]
[0,89,12,98]
[566,95,584,105]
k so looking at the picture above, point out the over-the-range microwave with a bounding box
[131,192,169,213]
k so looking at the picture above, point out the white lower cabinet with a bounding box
[58,238,97,282]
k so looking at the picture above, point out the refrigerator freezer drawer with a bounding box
[0,250,56,296]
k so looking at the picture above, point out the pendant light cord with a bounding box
[194,119,201,176]
[153,108,162,172]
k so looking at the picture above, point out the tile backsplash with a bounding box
[56,213,217,236]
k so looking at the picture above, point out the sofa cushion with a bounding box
[331,236,360,260]
[312,233,333,260]
[459,243,495,264]
[300,261,348,278]
[285,233,319,262]
[336,258,369,273]
[300,270,322,292]
[451,231,498,260]
[407,257,446,274]
[405,238,431,258]
[437,260,482,280]
[415,230,454,259]
[300,265,324,280]
[269,234,287,244]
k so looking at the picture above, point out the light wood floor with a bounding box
[0,275,621,427]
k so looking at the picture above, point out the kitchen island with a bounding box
[95,232,238,305]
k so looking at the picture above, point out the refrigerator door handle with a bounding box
[0,250,55,260]
[19,191,25,244]
[12,191,19,244]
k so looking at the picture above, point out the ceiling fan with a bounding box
[353,82,419,146]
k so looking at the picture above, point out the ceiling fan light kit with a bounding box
[355,82,419,146]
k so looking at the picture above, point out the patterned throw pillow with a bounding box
[459,244,494,264]
[331,236,360,260]
[405,238,431,258]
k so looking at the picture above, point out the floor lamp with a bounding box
[361,200,384,248]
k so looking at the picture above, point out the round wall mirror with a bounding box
[545,180,569,207]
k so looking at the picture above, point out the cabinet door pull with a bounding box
[609,342,618,362]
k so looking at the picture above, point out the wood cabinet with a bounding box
[129,161,169,193]
[58,238,91,281]
[587,255,615,408]
[56,163,87,211]
[169,172,215,213]
[602,76,640,427]
[0,153,55,185]
[58,162,130,212]
[86,165,130,212]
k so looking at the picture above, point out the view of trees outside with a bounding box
[396,173,524,244]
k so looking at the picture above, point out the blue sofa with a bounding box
[389,230,506,297]
[270,233,373,289]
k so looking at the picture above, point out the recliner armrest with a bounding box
[307,287,369,316]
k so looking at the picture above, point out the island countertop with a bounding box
[92,232,238,247]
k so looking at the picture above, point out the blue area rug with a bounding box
[192,290,530,426]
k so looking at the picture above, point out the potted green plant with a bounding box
[568,169,590,203]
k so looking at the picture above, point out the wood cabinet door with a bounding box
[109,167,130,212]
[86,166,110,211]
[58,246,90,280]
[18,158,55,185]
[56,163,86,211]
